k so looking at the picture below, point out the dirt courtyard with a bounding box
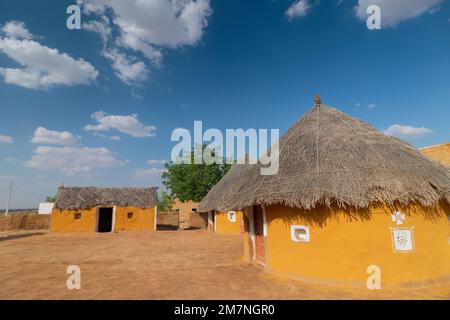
[0,230,448,300]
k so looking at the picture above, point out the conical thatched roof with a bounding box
[199,103,450,212]
[55,187,158,210]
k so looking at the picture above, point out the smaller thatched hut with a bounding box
[199,162,252,234]
[51,187,158,233]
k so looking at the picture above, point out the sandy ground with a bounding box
[0,231,448,300]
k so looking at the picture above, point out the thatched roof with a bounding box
[55,187,158,210]
[199,103,450,212]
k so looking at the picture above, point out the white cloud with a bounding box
[0,134,13,144]
[31,127,80,146]
[384,124,433,139]
[85,111,156,138]
[2,21,33,40]
[132,167,165,180]
[147,159,167,165]
[102,49,148,85]
[0,21,98,90]
[83,16,111,47]
[25,146,125,176]
[286,0,311,20]
[92,132,121,141]
[368,103,376,108]
[78,0,212,84]
[355,0,442,27]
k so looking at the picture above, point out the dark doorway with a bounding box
[98,208,113,233]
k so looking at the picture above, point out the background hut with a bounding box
[199,162,252,234]
[51,187,158,233]
[420,142,450,166]
[203,98,450,287]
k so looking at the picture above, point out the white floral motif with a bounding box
[391,211,406,225]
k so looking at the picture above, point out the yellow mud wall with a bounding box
[263,203,450,287]
[421,143,450,166]
[51,208,97,232]
[114,207,155,231]
[51,206,155,233]
[215,211,243,234]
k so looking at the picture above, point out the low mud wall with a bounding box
[0,214,51,232]
[189,212,208,229]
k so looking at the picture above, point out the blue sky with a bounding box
[0,0,449,208]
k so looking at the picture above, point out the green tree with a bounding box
[158,191,175,212]
[45,195,57,203]
[162,145,232,202]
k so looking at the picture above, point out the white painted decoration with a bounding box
[291,225,310,242]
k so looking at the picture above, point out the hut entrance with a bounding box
[253,205,265,265]
[98,208,113,233]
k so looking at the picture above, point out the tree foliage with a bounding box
[158,191,175,212]
[162,146,232,203]
[45,195,57,203]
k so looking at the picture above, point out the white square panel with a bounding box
[228,211,236,222]
[391,228,414,253]
[291,225,310,242]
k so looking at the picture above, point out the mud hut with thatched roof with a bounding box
[199,162,253,234]
[200,95,450,287]
[51,187,158,233]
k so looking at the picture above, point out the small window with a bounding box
[74,213,82,220]
[127,212,133,219]
[291,225,310,242]
[228,211,236,222]
[175,209,180,213]
[192,208,198,212]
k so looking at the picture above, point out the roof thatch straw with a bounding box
[199,104,450,212]
[55,187,158,210]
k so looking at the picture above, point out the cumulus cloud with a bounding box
[92,132,121,141]
[102,50,149,85]
[355,0,442,27]
[77,0,212,85]
[0,21,98,90]
[2,21,33,40]
[0,134,13,144]
[286,0,311,20]
[31,127,80,146]
[25,146,125,176]
[132,167,165,180]
[85,111,156,138]
[384,124,433,139]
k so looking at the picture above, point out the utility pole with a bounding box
[5,181,13,216]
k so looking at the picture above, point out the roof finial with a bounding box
[315,94,321,106]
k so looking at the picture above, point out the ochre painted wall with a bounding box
[115,207,155,231]
[421,143,450,166]
[51,206,155,233]
[51,207,97,232]
[215,211,243,234]
[245,203,450,287]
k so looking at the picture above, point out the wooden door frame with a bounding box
[95,206,116,233]
[248,205,267,266]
